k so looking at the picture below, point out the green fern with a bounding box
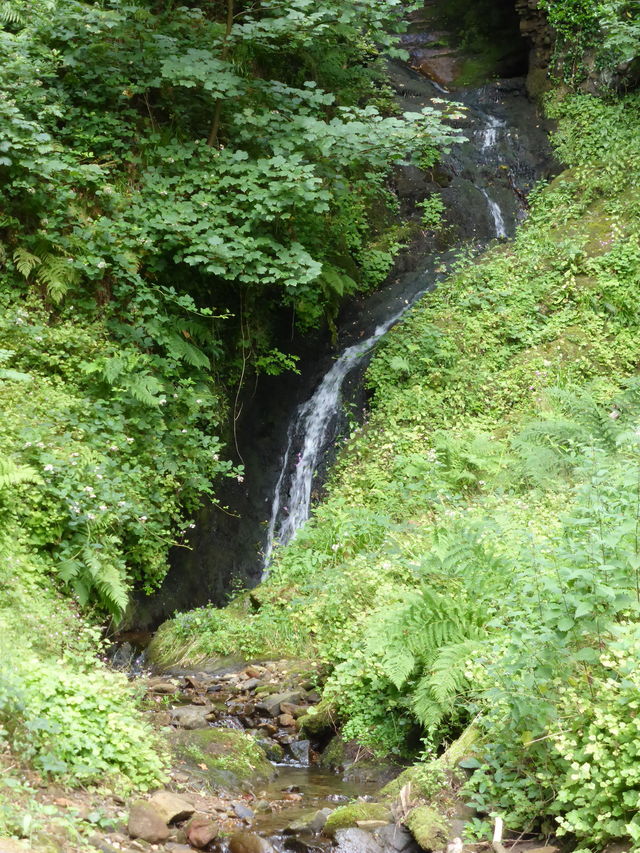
[0,2,25,27]
[36,253,79,304]
[13,248,41,279]
[127,374,163,406]
[13,248,78,303]
[0,456,41,489]
[79,542,128,616]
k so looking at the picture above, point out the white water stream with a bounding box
[262,111,514,571]
[263,305,409,569]
[481,188,508,238]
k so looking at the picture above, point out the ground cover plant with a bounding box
[0,0,462,828]
[155,88,640,849]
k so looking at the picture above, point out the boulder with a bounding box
[148,791,195,824]
[170,705,209,729]
[374,824,421,853]
[334,828,384,853]
[286,808,333,834]
[256,691,304,717]
[186,816,218,849]
[280,703,307,718]
[128,800,170,844]
[289,740,310,766]
[229,832,277,853]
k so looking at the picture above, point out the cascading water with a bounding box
[481,187,508,238]
[263,306,410,569]
[262,115,517,569]
[263,104,517,571]
[479,114,505,150]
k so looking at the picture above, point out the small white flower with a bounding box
[43,463,54,472]
[97,260,107,269]
[87,513,96,520]
[99,504,108,511]
[139,515,148,522]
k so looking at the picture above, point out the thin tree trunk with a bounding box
[207,0,234,147]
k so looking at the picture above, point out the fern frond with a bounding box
[127,374,162,406]
[428,638,486,704]
[80,543,128,615]
[13,248,40,279]
[0,456,41,489]
[37,253,78,304]
[165,333,210,368]
[0,3,25,26]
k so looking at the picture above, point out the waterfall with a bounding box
[481,188,508,239]
[479,115,505,150]
[263,306,409,570]
[261,105,528,572]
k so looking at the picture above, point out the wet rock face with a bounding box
[514,0,555,97]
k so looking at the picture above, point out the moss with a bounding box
[382,725,478,800]
[298,702,336,737]
[323,802,392,836]
[171,728,275,790]
[404,806,450,851]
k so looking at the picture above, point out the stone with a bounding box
[166,845,193,852]
[186,816,218,849]
[147,792,195,824]
[278,714,296,728]
[242,678,260,691]
[245,665,266,678]
[286,808,333,834]
[256,691,304,717]
[374,823,420,853]
[229,832,277,853]
[289,740,310,766]
[148,681,177,694]
[232,801,255,820]
[170,705,210,729]
[334,828,384,853]
[298,706,334,737]
[280,703,307,718]
[256,738,285,762]
[127,800,170,844]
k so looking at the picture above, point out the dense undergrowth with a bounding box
[0,0,463,826]
[154,89,640,848]
[3,0,640,847]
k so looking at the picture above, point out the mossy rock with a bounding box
[382,726,478,801]
[324,803,393,836]
[171,727,275,790]
[298,702,335,737]
[404,806,450,851]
